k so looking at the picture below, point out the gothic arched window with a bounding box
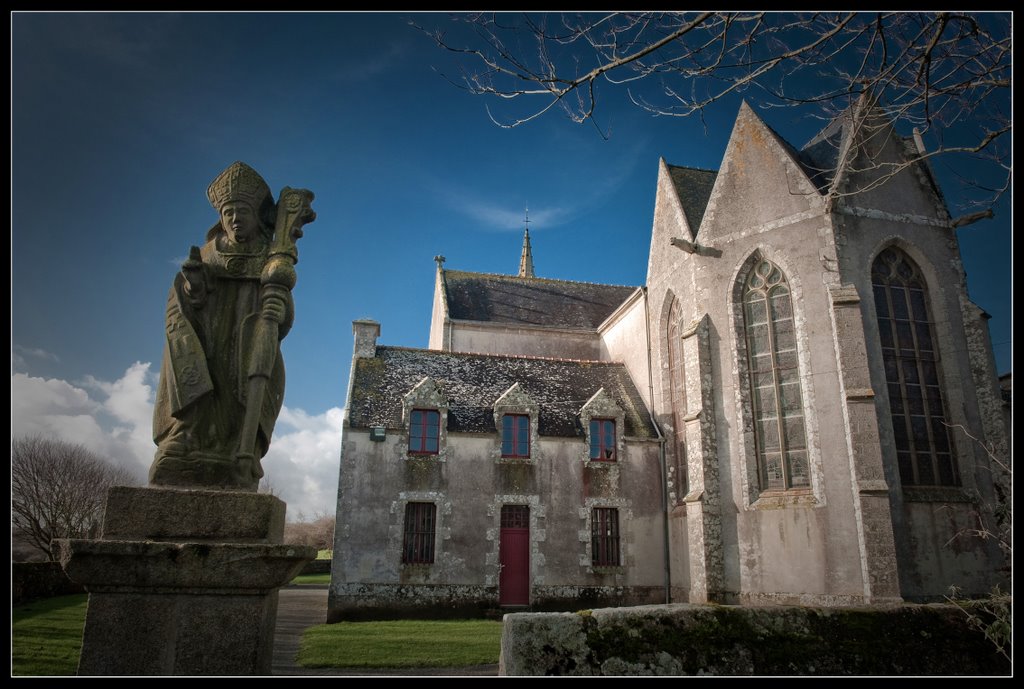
[742,258,809,492]
[667,299,688,500]
[872,248,958,487]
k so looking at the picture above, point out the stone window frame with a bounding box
[578,497,631,575]
[401,377,450,462]
[579,388,626,467]
[863,239,979,503]
[730,248,825,509]
[742,256,811,492]
[491,383,541,465]
[590,507,621,566]
[400,501,437,564]
[390,491,452,570]
[662,293,689,508]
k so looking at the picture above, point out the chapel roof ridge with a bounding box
[377,344,626,367]
[442,267,640,292]
[664,162,719,175]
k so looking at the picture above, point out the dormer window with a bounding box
[492,382,540,463]
[409,409,440,454]
[402,377,449,460]
[589,418,617,461]
[502,414,531,458]
[580,388,624,465]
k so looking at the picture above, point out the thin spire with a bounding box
[518,207,535,278]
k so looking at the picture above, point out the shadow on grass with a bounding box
[13,594,88,676]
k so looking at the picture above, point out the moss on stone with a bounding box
[505,604,1011,675]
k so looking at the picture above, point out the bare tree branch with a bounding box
[12,436,139,561]
[421,12,1011,214]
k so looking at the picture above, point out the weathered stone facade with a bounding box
[331,98,1007,620]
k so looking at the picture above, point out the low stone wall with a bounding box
[328,583,665,622]
[500,603,1010,676]
[299,559,332,575]
[12,562,85,605]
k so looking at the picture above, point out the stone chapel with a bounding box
[329,97,1009,620]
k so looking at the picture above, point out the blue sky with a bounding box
[11,13,1011,517]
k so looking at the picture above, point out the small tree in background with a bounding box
[11,435,138,561]
[284,511,335,554]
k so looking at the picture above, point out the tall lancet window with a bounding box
[667,299,688,500]
[872,248,958,487]
[743,258,809,491]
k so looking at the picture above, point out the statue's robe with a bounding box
[150,235,292,488]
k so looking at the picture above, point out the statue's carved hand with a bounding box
[182,245,207,308]
[262,294,287,325]
[182,245,203,272]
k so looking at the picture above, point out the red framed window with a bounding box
[402,502,436,564]
[591,508,620,566]
[589,418,616,461]
[409,409,440,454]
[502,414,531,458]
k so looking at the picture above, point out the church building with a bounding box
[329,98,1009,620]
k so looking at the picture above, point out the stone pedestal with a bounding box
[58,486,316,676]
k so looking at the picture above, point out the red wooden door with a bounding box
[499,505,530,606]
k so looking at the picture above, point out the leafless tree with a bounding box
[941,422,1012,661]
[284,511,336,552]
[258,475,278,497]
[420,12,1010,221]
[11,436,138,561]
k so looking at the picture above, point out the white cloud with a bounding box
[422,138,648,233]
[443,197,576,231]
[13,369,152,479]
[11,366,341,521]
[262,407,344,520]
[12,372,100,419]
[12,345,61,363]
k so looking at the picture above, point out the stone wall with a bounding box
[12,561,85,605]
[597,292,651,407]
[500,603,1010,676]
[331,430,666,621]
[449,321,602,361]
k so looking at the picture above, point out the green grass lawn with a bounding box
[290,572,331,585]
[13,593,501,673]
[12,594,89,676]
[299,620,503,668]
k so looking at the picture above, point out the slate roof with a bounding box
[665,164,718,236]
[443,270,638,330]
[348,346,657,439]
[797,101,946,204]
[798,115,847,193]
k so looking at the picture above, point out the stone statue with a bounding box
[150,162,315,490]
